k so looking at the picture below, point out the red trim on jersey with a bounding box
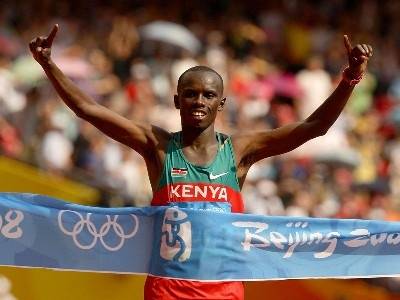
[145,276,244,300]
[152,183,244,213]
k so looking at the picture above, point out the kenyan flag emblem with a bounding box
[171,167,188,177]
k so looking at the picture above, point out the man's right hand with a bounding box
[29,24,59,66]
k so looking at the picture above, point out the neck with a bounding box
[181,125,217,148]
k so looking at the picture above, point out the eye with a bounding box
[183,90,196,98]
[204,92,216,99]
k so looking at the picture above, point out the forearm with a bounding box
[41,60,97,116]
[306,79,355,134]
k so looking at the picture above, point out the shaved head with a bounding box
[177,66,224,95]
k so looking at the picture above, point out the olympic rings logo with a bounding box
[58,210,139,251]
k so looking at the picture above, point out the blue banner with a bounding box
[1,192,400,281]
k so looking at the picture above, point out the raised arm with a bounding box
[29,25,170,188]
[233,35,373,182]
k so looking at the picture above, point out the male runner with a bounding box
[30,24,372,300]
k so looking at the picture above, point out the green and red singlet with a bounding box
[145,132,245,300]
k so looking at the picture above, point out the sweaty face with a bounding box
[175,71,225,129]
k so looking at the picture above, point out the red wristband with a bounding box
[342,67,364,86]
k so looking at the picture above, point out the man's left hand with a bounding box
[344,35,373,77]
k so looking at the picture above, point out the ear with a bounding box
[218,97,226,111]
[174,94,180,109]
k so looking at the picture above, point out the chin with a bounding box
[183,120,209,130]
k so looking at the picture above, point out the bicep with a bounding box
[233,121,321,165]
[78,103,170,157]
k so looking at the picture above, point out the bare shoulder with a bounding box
[231,130,271,166]
[230,131,254,160]
[148,125,173,151]
[231,131,269,185]
[142,125,173,191]
[140,124,173,165]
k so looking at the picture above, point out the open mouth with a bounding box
[191,110,207,119]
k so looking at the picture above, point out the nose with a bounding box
[194,93,207,104]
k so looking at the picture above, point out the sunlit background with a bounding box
[1,0,400,299]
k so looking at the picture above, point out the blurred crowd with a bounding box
[1,0,400,227]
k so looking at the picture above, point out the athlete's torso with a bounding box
[145,132,244,300]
